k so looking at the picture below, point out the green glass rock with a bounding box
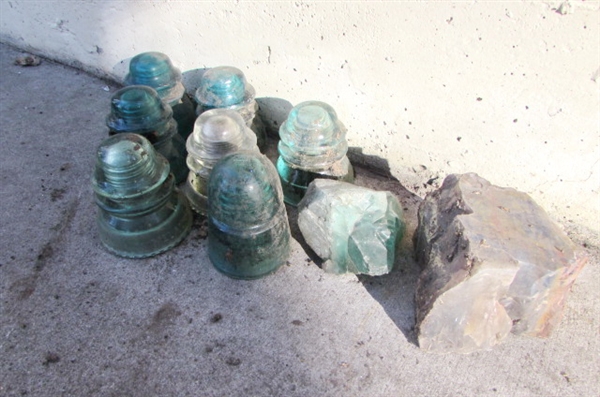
[183,109,259,215]
[194,66,266,151]
[298,179,405,275]
[207,151,291,279]
[277,101,354,206]
[106,85,188,184]
[92,133,192,258]
[125,52,196,140]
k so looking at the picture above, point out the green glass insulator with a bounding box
[183,109,258,214]
[207,151,291,279]
[277,101,354,206]
[125,52,195,140]
[106,85,188,184]
[92,133,192,258]
[194,66,266,152]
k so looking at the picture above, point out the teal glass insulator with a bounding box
[207,151,291,279]
[106,85,188,184]
[92,133,192,258]
[125,52,195,140]
[277,101,354,206]
[194,66,266,151]
[183,109,259,214]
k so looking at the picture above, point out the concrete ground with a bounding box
[0,42,598,397]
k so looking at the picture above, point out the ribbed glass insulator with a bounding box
[207,151,290,279]
[194,66,265,151]
[92,133,192,258]
[106,86,188,184]
[278,101,348,169]
[276,101,354,206]
[124,52,185,105]
[125,52,195,140]
[183,109,258,214]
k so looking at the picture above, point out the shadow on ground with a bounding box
[352,157,423,347]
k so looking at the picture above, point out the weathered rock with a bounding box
[298,179,405,275]
[415,173,587,353]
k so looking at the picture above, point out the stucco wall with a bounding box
[1,0,598,230]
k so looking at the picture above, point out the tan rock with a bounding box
[415,173,587,353]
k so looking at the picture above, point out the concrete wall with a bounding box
[1,0,598,231]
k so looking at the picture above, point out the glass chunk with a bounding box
[298,179,404,275]
[92,133,192,258]
[194,66,266,151]
[125,52,196,140]
[277,101,354,206]
[207,151,291,279]
[183,109,258,214]
[106,85,188,184]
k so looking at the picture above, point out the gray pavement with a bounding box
[1,42,599,397]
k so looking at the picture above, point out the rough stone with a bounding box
[415,173,588,353]
[298,179,405,275]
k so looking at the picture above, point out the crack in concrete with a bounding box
[8,197,80,301]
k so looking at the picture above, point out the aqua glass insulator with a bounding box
[106,85,188,184]
[194,66,266,151]
[125,52,195,140]
[207,151,291,279]
[183,109,259,215]
[92,133,192,258]
[277,100,354,206]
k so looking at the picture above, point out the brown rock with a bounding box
[415,173,587,353]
